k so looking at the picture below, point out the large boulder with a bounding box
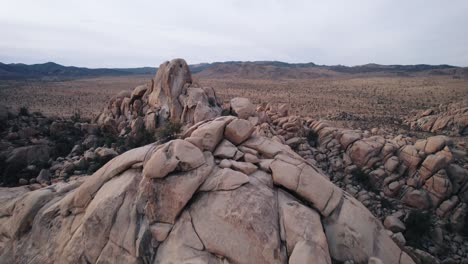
[2,145,51,185]
[405,100,468,136]
[94,59,222,147]
[230,97,255,119]
[0,118,414,264]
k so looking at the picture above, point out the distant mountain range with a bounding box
[0,62,155,80]
[1,61,466,80]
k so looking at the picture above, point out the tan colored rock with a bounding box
[339,131,361,150]
[155,211,223,263]
[0,116,417,264]
[145,152,214,224]
[271,154,342,217]
[368,257,384,264]
[130,84,148,100]
[190,116,234,151]
[242,136,298,159]
[199,168,250,191]
[148,59,192,122]
[259,159,273,172]
[423,169,452,207]
[244,153,259,163]
[189,180,286,264]
[436,196,459,217]
[231,161,257,174]
[224,118,255,145]
[398,145,422,174]
[289,240,329,264]
[401,187,431,209]
[218,159,232,168]
[64,144,154,214]
[446,164,468,193]
[425,135,450,154]
[142,139,205,179]
[230,97,255,119]
[347,138,384,168]
[95,147,118,159]
[150,222,173,242]
[383,215,406,233]
[384,156,399,173]
[324,195,413,263]
[213,139,238,159]
[417,152,451,185]
[278,191,331,263]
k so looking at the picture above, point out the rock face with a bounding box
[0,117,414,264]
[405,100,468,136]
[253,102,467,262]
[307,119,468,215]
[95,59,222,145]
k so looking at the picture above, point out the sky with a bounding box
[1,0,467,68]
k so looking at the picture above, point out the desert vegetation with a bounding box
[1,74,466,134]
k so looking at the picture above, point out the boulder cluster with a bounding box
[95,59,222,146]
[0,106,117,187]
[0,115,414,264]
[405,100,468,136]
[0,58,467,263]
[250,103,468,262]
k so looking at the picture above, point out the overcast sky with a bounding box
[1,0,467,68]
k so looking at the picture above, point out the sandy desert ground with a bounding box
[0,74,467,132]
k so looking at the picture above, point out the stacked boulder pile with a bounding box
[1,58,465,263]
[0,115,414,264]
[0,106,116,187]
[308,121,468,261]
[252,103,468,262]
[405,100,468,136]
[1,59,223,188]
[95,58,222,146]
[307,120,467,218]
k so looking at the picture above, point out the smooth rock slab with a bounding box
[278,191,331,263]
[323,195,414,264]
[189,182,286,264]
[143,139,205,179]
[224,118,255,145]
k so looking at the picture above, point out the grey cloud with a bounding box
[0,0,467,67]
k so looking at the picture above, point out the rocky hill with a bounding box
[405,100,468,136]
[0,58,467,263]
[193,61,464,79]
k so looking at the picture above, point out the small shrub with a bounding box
[404,210,434,247]
[156,121,182,143]
[139,129,156,146]
[352,168,373,190]
[19,106,30,116]
[87,163,101,174]
[380,197,394,210]
[208,97,216,107]
[71,108,81,123]
[306,130,318,144]
[221,109,231,116]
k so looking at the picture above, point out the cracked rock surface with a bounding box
[0,116,414,264]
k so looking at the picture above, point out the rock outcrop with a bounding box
[0,108,104,186]
[0,116,414,264]
[95,59,222,144]
[405,100,468,136]
[252,103,468,262]
[3,58,466,263]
